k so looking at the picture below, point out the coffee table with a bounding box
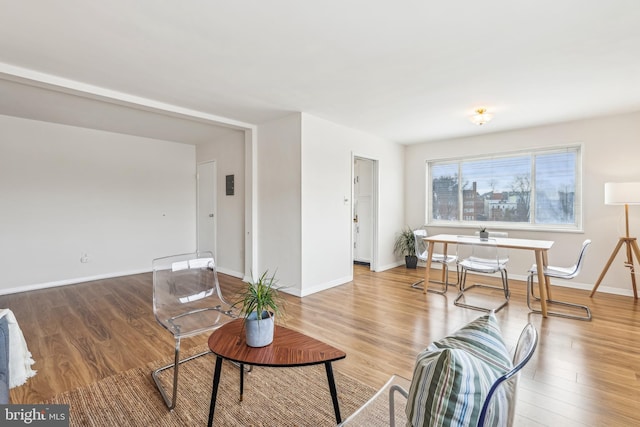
[207,319,347,426]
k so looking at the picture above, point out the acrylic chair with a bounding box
[527,239,592,321]
[411,228,458,294]
[151,251,238,409]
[476,323,538,425]
[338,322,538,427]
[454,233,510,312]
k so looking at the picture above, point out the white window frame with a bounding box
[426,145,583,232]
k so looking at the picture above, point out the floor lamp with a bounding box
[590,182,640,299]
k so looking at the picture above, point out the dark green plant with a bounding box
[393,226,416,257]
[479,226,487,232]
[233,270,284,321]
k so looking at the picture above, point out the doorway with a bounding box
[353,156,377,270]
[197,161,217,255]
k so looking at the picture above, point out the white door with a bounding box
[197,161,217,255]
[353,158,373,264]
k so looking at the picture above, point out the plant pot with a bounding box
[479,231,489,241]
[245,311,275,347]
[405,255,418,269]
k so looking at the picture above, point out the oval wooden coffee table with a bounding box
[207,319,347,426]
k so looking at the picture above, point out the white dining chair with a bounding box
[527,239,592,320]
[410,228,458,294]
[454,233,510,312]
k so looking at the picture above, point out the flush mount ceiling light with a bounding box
[470,108,493,126]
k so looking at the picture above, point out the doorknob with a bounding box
[353,215,358,223]
[209,214,214,217]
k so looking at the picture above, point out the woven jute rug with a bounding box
[42,345,376,426]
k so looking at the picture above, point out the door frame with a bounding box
[351,153,379,271]
[197,160,217,256]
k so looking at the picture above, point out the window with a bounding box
[428,146,581,230]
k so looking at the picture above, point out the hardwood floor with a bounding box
[2,265,640,425]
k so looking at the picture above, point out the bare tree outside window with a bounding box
[428,148,579,228]
[432,164,459,221]
[535,152,576,224]
[511,175,531,221]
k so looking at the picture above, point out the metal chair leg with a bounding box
[389,384,409,427]
[152,337,212,410]
[152,337,254,411]
[527,273,592,321]
[410,264,457,294]
[454,268,509,313]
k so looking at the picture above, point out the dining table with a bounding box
[423,234,555,317]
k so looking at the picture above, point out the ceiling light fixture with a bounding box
[470,108,493,126]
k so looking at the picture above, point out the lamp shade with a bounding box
[604,182,640,205]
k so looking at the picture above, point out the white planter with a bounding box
[245,311,275,347]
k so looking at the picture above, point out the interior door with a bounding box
[353,158,373,264]
[197,161,217,254]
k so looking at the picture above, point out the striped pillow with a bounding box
[405,312,512,427]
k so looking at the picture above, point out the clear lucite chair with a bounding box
[411,229,458,294]
[151,251,238,409]
[477,322,538,426]
[527,239,592,321]
[339,322,538,427]
[454,233,510,312]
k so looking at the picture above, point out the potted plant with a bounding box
[233,270,284,347]
[479,226,489,241]
[394,226,418,268]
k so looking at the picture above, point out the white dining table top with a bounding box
[424,233,554,251]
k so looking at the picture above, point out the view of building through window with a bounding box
[429,148,579,227]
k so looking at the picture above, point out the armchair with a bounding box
[340,312,537,427]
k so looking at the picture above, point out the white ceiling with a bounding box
[1,1,639,145]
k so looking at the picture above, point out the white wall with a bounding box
[12,105,632,298]
[0,115,197,293]
[256,114,303,293]
[196,130,246,277]
[256,113,404,297]
[405,111,640,295]
[300,113,404,295]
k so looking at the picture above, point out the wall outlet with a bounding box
[80,253,89,263]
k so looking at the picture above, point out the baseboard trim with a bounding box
[412,264,638,298]
[216,267,244,279]
[0,269,150,296]
[297,275,353,297]
[2,264,635,299]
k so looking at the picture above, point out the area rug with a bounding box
[42,345,376,426]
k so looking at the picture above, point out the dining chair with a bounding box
[339,314,538,427]
[454,232,510,312]
[410,228,458,294]
[526,239,592,320]
[151,251,239,409]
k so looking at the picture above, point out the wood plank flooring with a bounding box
[2,265,640,425]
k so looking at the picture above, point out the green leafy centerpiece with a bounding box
[233,270,284,347]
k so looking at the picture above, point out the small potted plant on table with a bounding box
[233,270,284,347]
[479,226,489,241]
